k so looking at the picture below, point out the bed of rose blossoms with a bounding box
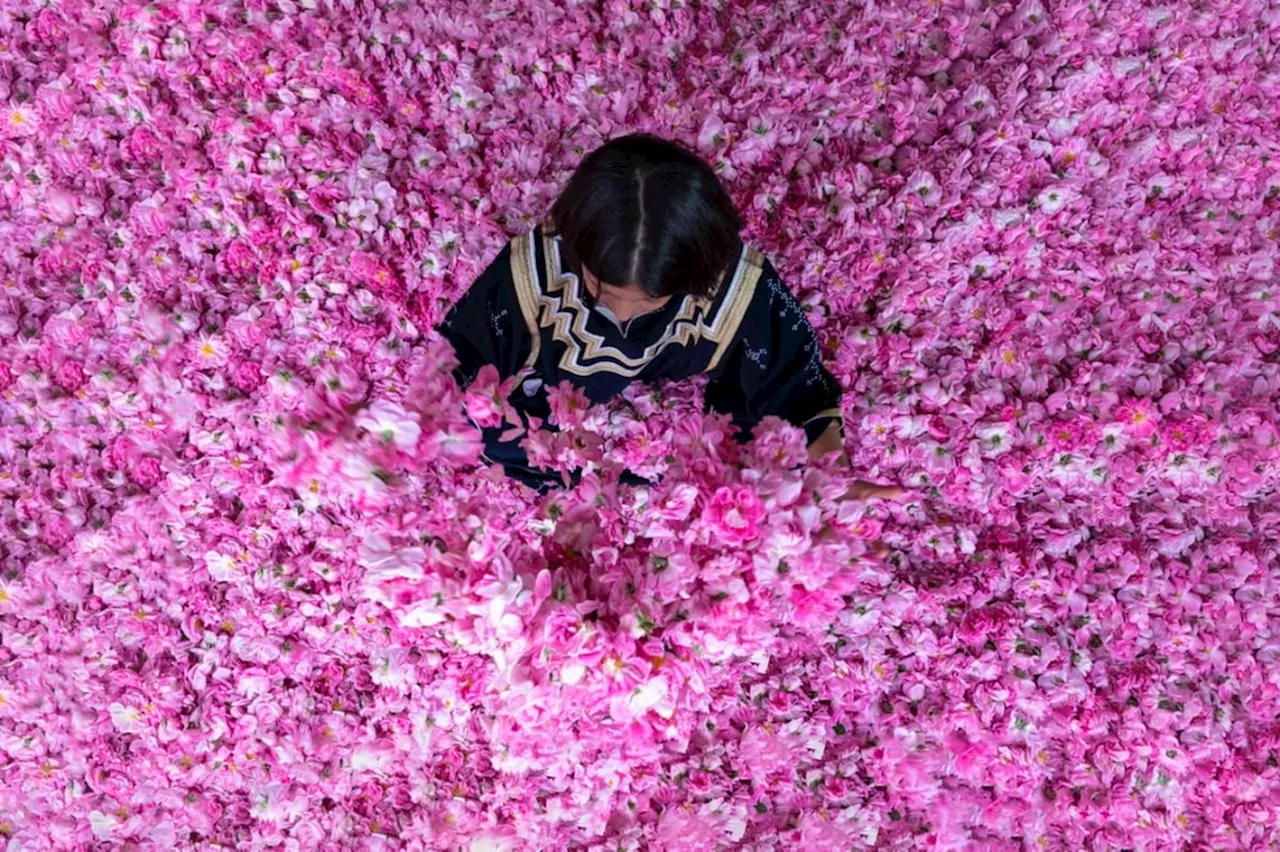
[2,0,1280,848]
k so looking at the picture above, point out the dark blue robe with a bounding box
[439,225,843,490]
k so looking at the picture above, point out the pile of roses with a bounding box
[1,0,1278,847]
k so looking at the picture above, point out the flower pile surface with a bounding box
[2,0,1279,848]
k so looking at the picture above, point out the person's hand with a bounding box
[843,480,904,559]
[843,481,903,502]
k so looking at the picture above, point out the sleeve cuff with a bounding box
[802,408,845,444]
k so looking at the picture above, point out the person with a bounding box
[438,133,899,504]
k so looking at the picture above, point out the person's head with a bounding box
[549,133,743,320]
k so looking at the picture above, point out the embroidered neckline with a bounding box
[506,227,766,378]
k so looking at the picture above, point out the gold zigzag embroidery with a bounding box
[506,229,763,378]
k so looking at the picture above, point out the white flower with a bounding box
[230,635,281,664]
[975,423,1014,456]
[894,416,930,440]
[398,599,448,628]
[626,677,668,714]
[351,740,396,773]
[964,84,993,110]
[469,836,517,852]
[371,645,416,691]
[905,170,941,205]
[461,565,528,644]
[1101,422,1128,453]
[251,782,304,824]
[191,428,231,455]
[992,209,1023,229]
[237,674,271,698]
[358,531,426,580]
[970,253,998,277]
[1036,185,1074,214]
[340,452,390,499]
[1147,173,1176,198]
[88,810,118,840]
[204,551,240,582]
[355,399,422,450]
[149,821,176,846]
[109,702,143,734]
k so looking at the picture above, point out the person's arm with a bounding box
[706,258,846,447]
[436,241,532,387]
[808,420,845,462]
[706,259,901,501]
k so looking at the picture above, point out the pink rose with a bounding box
[54,360,85,391]
[227,314,269,348]
[739,725,801,780]
[104,437,139,471]
[43,313,90,348]
[822,774,851,801]
[421,422,484,463]
[685,770,715,796]
[1044,418,1094,451]
[230,360,263,392]
[463,366,507,428]
[655,807,721,849]
[134,203,174,238]
[703,486,764,545]
[217,241,257,277]
[350,251,402,297]
[1161,417,1211,452]
[547,381,590,428]
[30,11,66,44]
[34,245,83,281]
[847,516,884,541]
[1115,399,1158,437]
[958,605,1014,642]
[131,457,163,488]
[43,188,78,225]
[38,514,73,549]
[125,128,163,162]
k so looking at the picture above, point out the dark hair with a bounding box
[548,133,744,300]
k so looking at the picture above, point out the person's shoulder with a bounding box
[500,220,554,260]
[743,246,784,281]
[728,240,782,285]
[722,243,784,307]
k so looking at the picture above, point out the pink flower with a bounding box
[655,806,723,849]
[350,251,402,297]
[0,5,1273,847]
[957,605,1015,643]
[422,422,485,463]
[38,514,73,549]
[125,128,164,161]
[905,170,941,205]
[217,240,258,278]
[1115,399,1159,437]
[356,399,422,451]
[130,457,163,488]
[547,381,591,428]
[464,366,508,428]
[30,11,67,44]
[702,486,765,545]
[42,310,90,348]
[230,360,263,392]
[53,360,85,391]
[1161,416,1212,452]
